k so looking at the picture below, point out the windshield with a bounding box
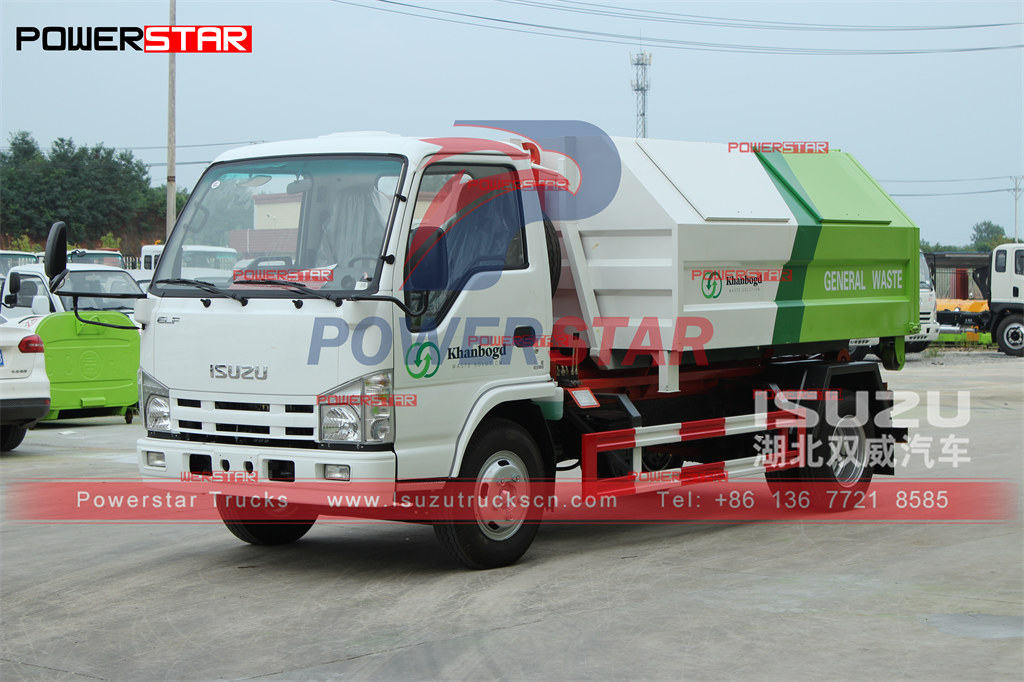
[68,251,126,268]
[919,252,933,290]
[152,155,405,297]
[57,270,143,312]
[0,253,37,276]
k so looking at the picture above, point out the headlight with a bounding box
[322,404,360,441]
[319,371,394,444]
[139,369,171,431]
[146,395,171,431]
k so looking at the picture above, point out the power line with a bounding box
[120,140,265,151]
[504,0,1021,32]
[880,175,1017,183]
[0,140,263,153]
[145,160,212,167]
[889,188,1013,197]
[330,1,1023,55]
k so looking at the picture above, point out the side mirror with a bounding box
[45,222,68,283]
[406,226,448,291]
[7,271,21,295]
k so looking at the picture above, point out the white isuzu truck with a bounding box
[43,130,917,568]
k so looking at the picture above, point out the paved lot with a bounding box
[2,350,1022,680]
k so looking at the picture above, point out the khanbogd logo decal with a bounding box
[405,342,441,379]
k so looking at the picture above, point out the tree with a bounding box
[0,131,187,253]
[970,220,1012,252]
[8,233,41,252]
[100,232,122,250]
[920,240,963,253]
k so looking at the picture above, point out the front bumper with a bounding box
[908,322,940,344]
[137,437,397,507]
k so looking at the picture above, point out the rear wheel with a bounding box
[0,425,27,452]
[996,314,1024,357]
[216,495,317,545]
[434,418,544,569]
[766,395,875,510]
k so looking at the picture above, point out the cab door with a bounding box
[991,245,1024,304]
[390,159,552,480]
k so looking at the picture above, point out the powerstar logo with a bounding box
[701,271,723,299]
[15,26,252,52]
[405,342,441,379]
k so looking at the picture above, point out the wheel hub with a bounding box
[1005,322,1024,351]
[474,450,530,541]
[830,416,868,487]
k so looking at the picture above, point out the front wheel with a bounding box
[434,418,544,569]
[996,314,1024,357]
[905,341,930,353]
[216,494,318,545]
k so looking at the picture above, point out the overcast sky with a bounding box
[2,0,1021,245]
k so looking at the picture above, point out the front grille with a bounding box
[169,392,317,442]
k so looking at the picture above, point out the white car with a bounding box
[0,313,50,451]
[1,263,143,328]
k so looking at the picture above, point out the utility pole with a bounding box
[1012,176,1023,242]
[630,52,651,138]
[166,0,176,238]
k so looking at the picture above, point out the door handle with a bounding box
[513,325,537,347]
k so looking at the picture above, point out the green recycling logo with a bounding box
[405,342,441,379]
[701,271,723,299]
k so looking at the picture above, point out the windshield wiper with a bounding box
[235,279,344,306]
[155,278,249,305]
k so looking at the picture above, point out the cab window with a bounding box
[405,163,526,331]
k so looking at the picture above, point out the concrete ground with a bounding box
[1,349,1021,680]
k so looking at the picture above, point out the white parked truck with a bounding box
[43,131,918,567]
[934,243,1024,356]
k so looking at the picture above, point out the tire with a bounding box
[216,494,317,545]
[434,418,544,569]
[995,314,1024,357]
[848,345,869,361]
[0,425,27,452]
[766,394,875,510]
[905,341,930,353]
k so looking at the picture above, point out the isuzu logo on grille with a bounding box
[209,364,268,380]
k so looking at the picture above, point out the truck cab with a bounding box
[133,133,555,497]
[986,243,1024,355]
